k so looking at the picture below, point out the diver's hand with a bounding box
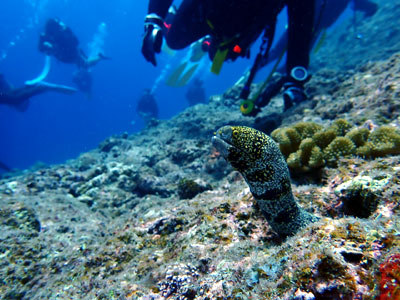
[141,14,163,66]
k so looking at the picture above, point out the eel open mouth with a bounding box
[211,126,235,158]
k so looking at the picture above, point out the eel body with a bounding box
[212,125,317,237]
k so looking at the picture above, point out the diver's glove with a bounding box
[282,66,310,110]
[141,14,164,66]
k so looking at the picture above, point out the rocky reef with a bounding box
[1,1,400,299]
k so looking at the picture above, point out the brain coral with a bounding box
[271,120,400,173]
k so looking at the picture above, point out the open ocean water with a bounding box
[0,0,264,172]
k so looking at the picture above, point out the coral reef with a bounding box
[271,119,400,173]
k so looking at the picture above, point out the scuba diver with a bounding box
[39,18,106,69]
[136,89,159,125]
[0,74,77,111]
[0,73,77,111]
[142,0,315,112]
[39,18,109,95]
[253,0,379,113]
[268,0,378,65]
[185,77,206,106]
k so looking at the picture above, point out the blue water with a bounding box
[0,0,256,171]
[0,0,352,172]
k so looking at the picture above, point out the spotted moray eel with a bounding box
[212,125,318,237]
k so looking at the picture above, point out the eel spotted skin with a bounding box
[212,125,318,237]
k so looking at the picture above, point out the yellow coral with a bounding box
[293,122,323,139]
[312,129,337,149]
[324,137,356,167]
[357,126,400,157]
[299,138,315,165]
[328,119,353,136]
[286,139,325,172]
[345,128,370,147]
[271,120,400,173]
[309,146,325,169]
[270,127,301,157]
[287,152,302,169]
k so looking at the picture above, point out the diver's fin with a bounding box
[38,81,78,94]
[176,64,199,87]
[313,29,327,54]
[211,48,228,75]
[25,55,51,85]
[166,62,188,87]
[162,43,176,56]
[189,39,207,63]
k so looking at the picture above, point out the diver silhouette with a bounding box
[39,18,106,69]
[0,73,77,111]
[136,89,159,126]
[185,78,206,106]
[39,18,109,96]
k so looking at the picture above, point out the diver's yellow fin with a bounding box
[162,43,176,56]
[313,29,327,54]
[166,62,188,87]
[211,48,228,75]
[176,64,199,87]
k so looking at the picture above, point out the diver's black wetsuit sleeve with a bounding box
[148,0,173,19]
[286,0,315,73]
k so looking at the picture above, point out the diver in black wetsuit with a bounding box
[141,0,315,109]
[39,18,108,96]
[39,18,106,69]
[268,0,378,66]
[256,0,378,110]
[0,73,77,111]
